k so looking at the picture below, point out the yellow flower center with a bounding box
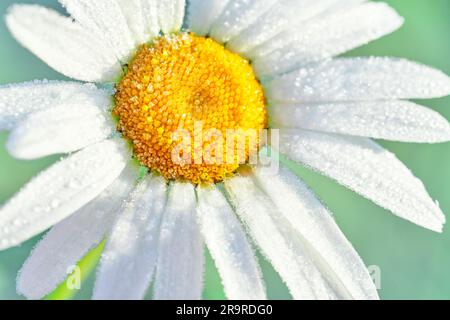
[114,33,267,184]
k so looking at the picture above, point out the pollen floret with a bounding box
[114,33,267,184]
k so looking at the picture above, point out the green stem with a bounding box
[45,241,105,300]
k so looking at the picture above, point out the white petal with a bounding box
[17,166,139,300]
[94,175,167,300]
[187,0,231,36]
[197,185,266,300]
[7,101,114,160]
[253,2,403,77]
[158,0,186,34]
[59,0,136,62]
[0,81,108,131]
[116,0,148,44]
[154,182,204,300]
[228,0,364,55]
[140,0,161,39]
[226,1,289,55]
[0,139,130,250]
[278,130,446,232]
[266,58,450,102]
[6,5,121,82]
[254,165,379,300]
[210,0,278,44]
[248,0,367,59]
[270,101,450,143]
[225,175,338,300]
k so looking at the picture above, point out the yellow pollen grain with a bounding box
[114,33,267,184]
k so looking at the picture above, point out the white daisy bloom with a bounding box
[1,0,450,300]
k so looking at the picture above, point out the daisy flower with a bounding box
[1,0,450,300]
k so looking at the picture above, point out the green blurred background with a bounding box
[0,0,449,300]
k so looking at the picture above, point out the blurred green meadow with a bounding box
[0,0,449,300]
